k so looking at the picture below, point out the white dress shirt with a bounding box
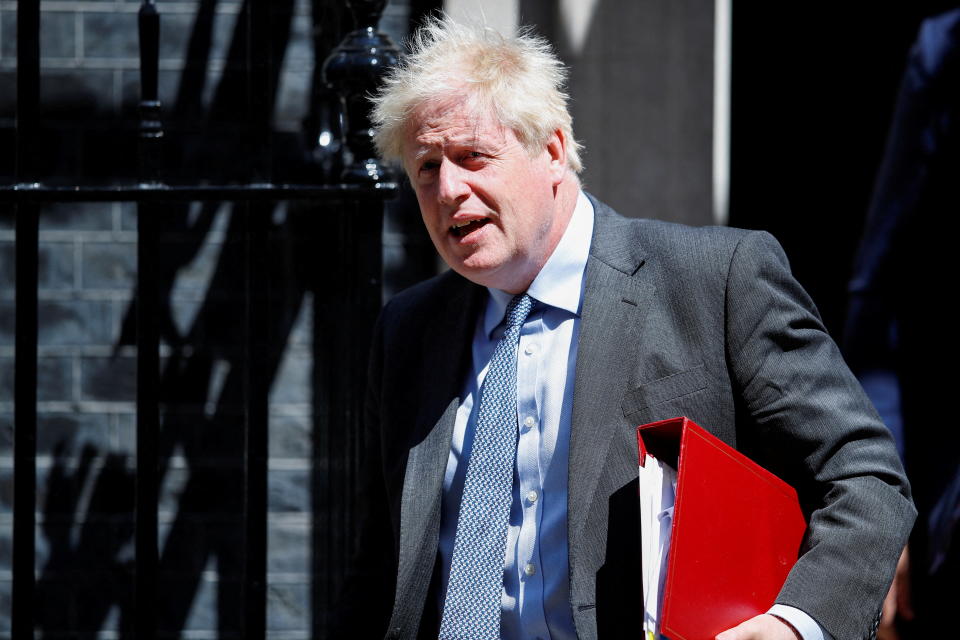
[437,191,830,640]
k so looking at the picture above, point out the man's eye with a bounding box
[420,160,439,172]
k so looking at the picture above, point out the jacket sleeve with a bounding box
[723,230,916,640]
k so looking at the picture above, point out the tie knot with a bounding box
[504,293,534,330]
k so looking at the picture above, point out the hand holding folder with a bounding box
[637,417,807,640]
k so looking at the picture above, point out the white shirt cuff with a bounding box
[767,604,834,640]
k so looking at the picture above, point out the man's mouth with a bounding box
[450,218,490,237]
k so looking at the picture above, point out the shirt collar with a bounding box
[483,190,595,337]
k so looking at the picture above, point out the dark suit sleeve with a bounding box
[723,231,916,640]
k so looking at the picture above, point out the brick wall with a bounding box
[0,1,421,637]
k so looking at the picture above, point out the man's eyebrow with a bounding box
[412,146,435,162]
[410,134,493,161]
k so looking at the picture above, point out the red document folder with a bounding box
[637,417,807,640]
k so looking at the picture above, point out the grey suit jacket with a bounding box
[350,197,915,640]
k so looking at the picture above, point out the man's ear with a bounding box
[545,128,568,185]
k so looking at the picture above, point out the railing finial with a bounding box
[323,0,399,183]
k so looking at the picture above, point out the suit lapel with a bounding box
[568,201,655,547]
[393,277,484,632]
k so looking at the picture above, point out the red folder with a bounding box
[637,417,806,640]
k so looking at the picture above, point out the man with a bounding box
[344,16,915,640]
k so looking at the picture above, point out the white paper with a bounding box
[638,453,678,640]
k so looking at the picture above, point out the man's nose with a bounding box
[437,159,469,205]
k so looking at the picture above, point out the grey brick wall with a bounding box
[0,0,417,637]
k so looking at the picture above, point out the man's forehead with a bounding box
[405,98,508,152]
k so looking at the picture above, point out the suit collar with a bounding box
[585,192,647,277]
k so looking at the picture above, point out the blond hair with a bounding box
[370,15,583,172]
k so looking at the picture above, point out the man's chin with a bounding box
[445,257,503,286]
[450,261,499,283]
[449,260,532,294]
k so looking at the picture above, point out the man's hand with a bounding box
[878,546,914,640]
[715,614,801,640]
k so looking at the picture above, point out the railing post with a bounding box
[311,2,395,635]
[138,0,163,185]
[135,3,162,639]
[13,0,41,638]
[322,0,399,183]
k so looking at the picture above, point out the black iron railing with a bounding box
[12,1,41,639]
[2,0,400,637]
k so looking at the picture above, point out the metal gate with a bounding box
[0,0,403,637]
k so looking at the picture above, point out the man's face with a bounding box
[401,96,567,293]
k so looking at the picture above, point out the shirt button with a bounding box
[523,415,536,429]
[524,563,536,576]
[524,343,539,356]
[526,490,539,503]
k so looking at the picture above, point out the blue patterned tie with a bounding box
[439,293,534,639]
